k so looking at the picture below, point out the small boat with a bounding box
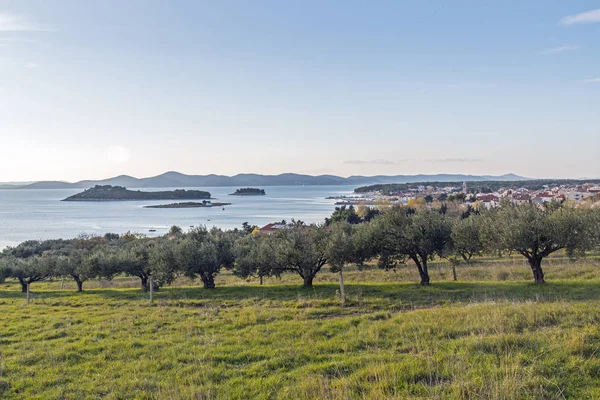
[149,229,156,232]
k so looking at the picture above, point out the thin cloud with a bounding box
[0,38,39,43]
[582,78,600,84]
[344,158,483,165]
[343,159,396,165]
[539,45,581,55]
[0,13,50,31]
[24,62,37,68]
[560,8,600,26]
[426,158,484,163]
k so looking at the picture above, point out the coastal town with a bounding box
[332,181,600,210]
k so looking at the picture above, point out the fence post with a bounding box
[149,277,154,303]
[26,283,30,304]
[338,270,346,305]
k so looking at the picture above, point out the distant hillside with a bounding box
[5,172,532,189]
[62,185,211,201]
[0,181,35,189]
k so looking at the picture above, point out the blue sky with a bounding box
[0,1,599,181]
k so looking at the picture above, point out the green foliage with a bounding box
[176,227,236,289]
[233,234,282,283]
[326,222,355,273]
[448,193,466,202]
[325,205,362,225]
[167,225,183,237]
[0,240,68,292]
[240,222,257,234]
[54,236,107,291]
[0,265,10,283]
[481,203,598,283]
[276,225,330,287]
[451,215,484,263]
[376,207,453,285]
[0,203,598,296]
[111,238,177,291]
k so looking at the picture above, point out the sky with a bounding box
[0,1,599,182]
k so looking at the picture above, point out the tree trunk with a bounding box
[259,275,263,285]
[302,274,314,288]
[338,270,346,305]
[19,278,28,293]
[421,258,430,286]
[452,264,457,281]
[529,258,545,284]
[202,274,215,289]
[413,256,430,286]
[73,276,83,292]
[140,275,149,292]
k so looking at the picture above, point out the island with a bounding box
[144,201,231,209]
[229,188,266,196]
[62,185,211,201]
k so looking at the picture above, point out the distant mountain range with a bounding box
[0,172,532,190]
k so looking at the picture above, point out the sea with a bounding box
[0,185,357,250]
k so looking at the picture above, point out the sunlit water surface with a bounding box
[0,185,356,249]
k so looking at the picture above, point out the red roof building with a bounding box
[258,223,288,234]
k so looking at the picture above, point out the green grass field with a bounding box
[2,258,600,399]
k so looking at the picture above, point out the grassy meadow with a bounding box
[2,255,600,399]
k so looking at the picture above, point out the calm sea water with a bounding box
[0,185,355,250]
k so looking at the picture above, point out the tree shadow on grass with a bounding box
[1,280,599,308]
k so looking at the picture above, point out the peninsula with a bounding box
[62,185,211,201]
[229,188,266,196]
[144,201,231,209]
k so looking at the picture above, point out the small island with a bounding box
[63,185,212,201]
[144,201,231,209]
[229,188,266,196]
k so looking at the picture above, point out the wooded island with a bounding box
[229,188,266,196]
[62,185,211,201]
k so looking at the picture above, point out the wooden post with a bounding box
[338,270,346,305]
[60,277,65,290]
[26,283,30,304]
[149,277,154,303]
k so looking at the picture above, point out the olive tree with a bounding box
[2,240,64,292]
[233,234,283,284]
[376,207,452,286]
[275,224,331,288]
[451,214,484,265]
[481,203,598,284]
[117,238,177,291]
[9,255,55,293]
[176,227,235,289]
[55,236,106,291]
